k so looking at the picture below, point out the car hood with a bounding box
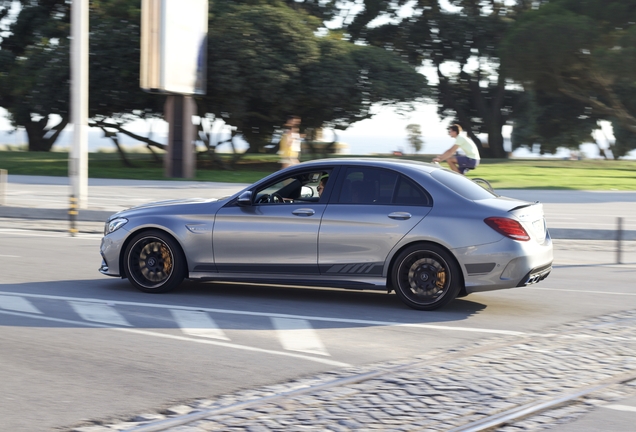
[109,197,225,220]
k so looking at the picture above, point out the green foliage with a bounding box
[359,1,530,158]
[511,90,599,154]
[502,0,636,158]
[201,1,428,152]
[1,0,427,156]
[406,123,423,153]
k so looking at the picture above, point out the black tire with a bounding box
[123,230,186,293]
[391,244,462,311]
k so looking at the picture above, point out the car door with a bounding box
[212,168,334,275]
[318,166,433,276]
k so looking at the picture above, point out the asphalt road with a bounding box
[1,228,635,431]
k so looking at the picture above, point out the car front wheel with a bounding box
[124,230,185,293]
[391,244,461,310]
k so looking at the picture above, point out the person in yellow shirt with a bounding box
[433,124,481,174]
[279,115,302,169]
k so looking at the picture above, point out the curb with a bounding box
[0,206,113,222]
[549,228,636,241]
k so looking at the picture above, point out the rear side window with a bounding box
[337,167,431,206]
[431,169,495,200]
[394,176,431,206]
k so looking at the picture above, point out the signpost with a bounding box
[69,0,89,209]
[140,0,208,178]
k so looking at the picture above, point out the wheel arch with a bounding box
[386,240,467,296]
[119,227,189,279]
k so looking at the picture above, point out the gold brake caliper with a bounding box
[160,244,173,274]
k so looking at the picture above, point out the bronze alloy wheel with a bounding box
[392,244,461,310]
[124,230,185,293]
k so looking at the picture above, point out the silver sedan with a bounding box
[99,159,553,310]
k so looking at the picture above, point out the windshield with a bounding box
[431,169,496,200]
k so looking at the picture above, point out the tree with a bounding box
[406,123,423,154]
[347,0,537,158]
[199,1,429,154]
[0,0,71,151]
[511,89,602,155]
[0,0,164,153]
[501,0,636,158]
[1,0,428,158]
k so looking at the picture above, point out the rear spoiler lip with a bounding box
[508,201,540,213]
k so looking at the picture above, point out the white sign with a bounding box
[140,0,208,95]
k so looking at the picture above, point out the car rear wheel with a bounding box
[124,230,185,293]
[391,244,461,310]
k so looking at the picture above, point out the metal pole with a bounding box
[616,217,623,265]
[69,195,78,237]
[70,0,89,209]
[0,169,6,206]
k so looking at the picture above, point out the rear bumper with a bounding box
[459,234,553,294]
[517,262,552,287]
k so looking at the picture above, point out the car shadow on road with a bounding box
[0,277,488,329]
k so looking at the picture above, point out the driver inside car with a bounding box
[255,171,329,204]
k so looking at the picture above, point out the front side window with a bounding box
[253,170,332,204]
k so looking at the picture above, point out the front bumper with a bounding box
[99,259,119,277]
[99,229,128,277]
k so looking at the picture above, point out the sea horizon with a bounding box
[1,128,633,160]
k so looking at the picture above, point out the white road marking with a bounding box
[604,404,636,413]
[70,301,131,326]
[0,295,41,314]
[0,309,350,367]
[0,254,20,258]
[171,309,229,340]
[0,291,527,335]
[528,287,636,295]
[271,317,329,356]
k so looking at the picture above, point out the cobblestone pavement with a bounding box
[66,310,636,432]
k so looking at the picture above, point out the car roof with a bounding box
[299,157,438,173]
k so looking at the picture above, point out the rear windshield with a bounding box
[431,169,496,200]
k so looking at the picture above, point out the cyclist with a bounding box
[432,124,480,175]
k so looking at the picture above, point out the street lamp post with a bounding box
[69,0,89,210]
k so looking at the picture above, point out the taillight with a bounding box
[484,217,530,241]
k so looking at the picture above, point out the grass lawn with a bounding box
[1,150,635,190]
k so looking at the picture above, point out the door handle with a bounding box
[388,212,412,220]
[292,208,316,217]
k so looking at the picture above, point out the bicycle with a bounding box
[433,161,495,194]
[460,167,495,193]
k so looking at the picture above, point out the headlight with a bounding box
[104,217,128,235]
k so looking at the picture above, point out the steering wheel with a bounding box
[255,194,270,203]
[270,193,285,203]
[255,193,285,203]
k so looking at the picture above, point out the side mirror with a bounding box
[237,191,253,206]
[300,185,314,198]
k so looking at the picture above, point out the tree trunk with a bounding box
[25,116,68,152]
[464,71,508,158]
